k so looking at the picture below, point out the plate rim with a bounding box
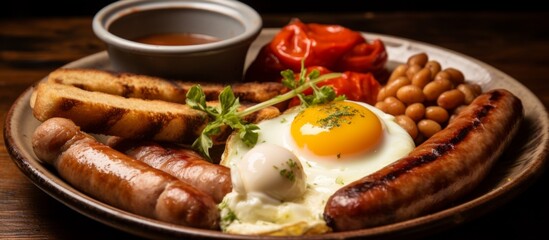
[4,29,549,239]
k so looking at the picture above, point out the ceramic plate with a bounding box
[4,29,548,239]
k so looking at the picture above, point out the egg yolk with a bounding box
[290,101,382,159]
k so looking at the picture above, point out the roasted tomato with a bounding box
[245,18,388,83]
[287,66,381,107]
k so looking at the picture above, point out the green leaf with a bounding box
[219,86,238,115]
[239,124,259,147]
[192,120,223,159]
[192,132,214,159]
[280,69,296,89]
[185,85,207,111]
[307,69,320,80]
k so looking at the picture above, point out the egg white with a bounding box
[219,100,415,235]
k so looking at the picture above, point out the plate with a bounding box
[4,29,548,239]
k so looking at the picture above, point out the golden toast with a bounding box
[48,68,288,106]
[31,83,280,144]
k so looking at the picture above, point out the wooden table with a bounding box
[1,12,548,239]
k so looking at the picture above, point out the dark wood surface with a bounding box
[1,11,548,239]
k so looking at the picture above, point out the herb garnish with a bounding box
[186,61,342,160]
[336,176,345,185]
[317,104,359,129]
[219,200,238,231]
[281,61,345,107]
[186,86,259,160]
[222,208,238,223]
[275,158,299,182]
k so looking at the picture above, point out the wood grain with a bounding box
[1,12,548,239]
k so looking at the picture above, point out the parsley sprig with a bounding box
[186,65,342,160]
[280,62,345,107]
[186,86,259,160]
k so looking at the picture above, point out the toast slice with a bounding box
[31,83,280,144]
[47,68,288,106]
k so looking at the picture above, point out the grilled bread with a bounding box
[30,83,280,144]
[48,68,288,106]
[47,68,186,103]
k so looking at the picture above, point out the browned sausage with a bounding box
[323,89,523,231]
[108,138,232,203]
[31,117,219,229]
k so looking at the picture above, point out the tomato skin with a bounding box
[287,66,381,107]
[269,19,364,70]
[244,19,388,83]
[335,39,388,76]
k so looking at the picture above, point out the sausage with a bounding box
[31,117,220,229]
[108,138,232,203]
[323,89,523,231]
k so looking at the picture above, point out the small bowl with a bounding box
[92,0,262,82]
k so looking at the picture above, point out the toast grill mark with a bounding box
[93,108,129,133]
[120,83,135,98]
[139,87,160,99]
[344,92,502,199]
[60,98,80,111]
[141,114,174,140]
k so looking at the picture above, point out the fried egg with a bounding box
[219,100,415,235]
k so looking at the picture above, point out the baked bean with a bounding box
[417,119,442,138]
[405,103,425,122]
[433,78,453,89]
[396,85,425,105]
[385,76,410,98]
[411,68,432,88]
[395,115,418,139]
[424,61,441,78]
[423,78,452,101]
[383,97,406,116]
[457,84,476,104]
[444,68,465,85]
[425,106,449,124]
[377,87,387,101]
[381,52,483,145]
[387,64,409,84]
[434,71,452,83]
[437,89,465,109]
[468,83,482,95]
[406,64,423,80]
[407,53,428,67]
[375,101,389,113]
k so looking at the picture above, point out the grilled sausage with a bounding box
[32,117,220,229]
[109,138,232,203]
[323,89,523,231]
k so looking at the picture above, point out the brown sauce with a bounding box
[133,33,220,46]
